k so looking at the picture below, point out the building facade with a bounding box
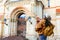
[0,0,60,40]
[0,0,43,40]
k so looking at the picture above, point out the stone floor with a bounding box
[0,36,28,40]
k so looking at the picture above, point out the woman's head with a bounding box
[43,14,51,21]
[36,16,41,23]
[43,14,52,27]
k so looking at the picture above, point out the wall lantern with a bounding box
[4,18,8,25]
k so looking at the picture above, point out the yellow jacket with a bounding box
[35,19,45,35]
[35,19,55,36]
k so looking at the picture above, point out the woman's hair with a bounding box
[44,16,52,27]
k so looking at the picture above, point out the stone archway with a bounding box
[17,13,26,36]
[9,7,37,40]
[10,7,30,36]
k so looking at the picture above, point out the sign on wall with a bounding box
[56,9,60,16]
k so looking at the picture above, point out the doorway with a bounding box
[17,12,26,37]
[10,7,36,40]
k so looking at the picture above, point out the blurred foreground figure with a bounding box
[35,14,55,40]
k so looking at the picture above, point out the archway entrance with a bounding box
[17,13,26,37]
[10,7,36,40]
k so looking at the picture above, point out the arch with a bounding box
[10,7,35,22]
[10,7,35,19]
[9,7,28,36]
[9,6,36,36]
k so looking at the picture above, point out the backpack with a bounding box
[43,25,54,36]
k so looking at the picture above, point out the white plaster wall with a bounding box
[32,3,43,19]
[50,0,56,7]
[56,0,60,6]
[36,5,42,19]
[55,16,60,40]
[26,17,37,40]
[56,19,60,35]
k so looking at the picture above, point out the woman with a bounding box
[35,15,52,40]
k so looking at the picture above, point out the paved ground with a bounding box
[0,36,28,40]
